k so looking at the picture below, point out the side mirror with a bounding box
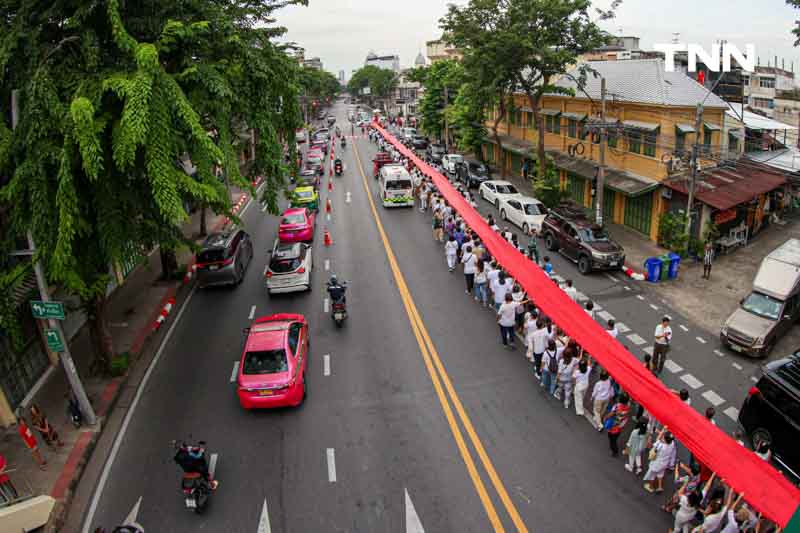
[242,327,251,334]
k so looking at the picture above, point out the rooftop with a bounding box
[725,109,798,131]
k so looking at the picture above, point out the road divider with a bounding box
[152,297,176,331]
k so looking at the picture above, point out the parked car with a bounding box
[278,207,316,243]
[411,135,429,150]
[402,127,417,143]
[236,313,309,409]
[295,128,307,144]
[298,167,321,188]
[426,144,445,165]
[540,204,625,274]
[478,180,522,208]
[310,140,328,155]
[499,196,548,234]
[441,154,464,176]
[462,160,490,189]
[266,240,313,294]
[326,116,336,126]
[314,128,330,141]
[290,186,319,212]
[721,238,800,357]
[738,351,800,479]
[195,228,254,288]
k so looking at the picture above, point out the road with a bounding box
[72,101,680,532]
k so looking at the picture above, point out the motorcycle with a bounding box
[173,440,217,514]
[327,280,348,327]
[334,159,343,177]
[341,137,347,149]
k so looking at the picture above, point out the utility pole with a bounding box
[595,78,607,226]
[443,85,450,152]
[685,103,704,238]
[11,90,97,425]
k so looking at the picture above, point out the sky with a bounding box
[274,0,800,79]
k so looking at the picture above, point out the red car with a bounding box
[278,207,315,243]
[237,314,309,409]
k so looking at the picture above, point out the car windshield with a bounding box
[386,179,413,190]
[270,257,301,273]
[471,164,487,175]
[495,184,518,194]
[197,248,225,263]
[523,203,543,216]
[578,227,610,242]
[448,155,464,164]
[741,292,782,321]
[295,190,313,199]
[431,146,444,154]
[281,213,306,225]
[243,349,288,374]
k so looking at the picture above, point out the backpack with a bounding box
[547,350,559,374]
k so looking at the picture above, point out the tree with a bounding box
[407,60,465,144]
[790,0,800,45]
[445,83,488,159]
[348,65,398,110]
[299,67,340,123]
[0,0,303,373]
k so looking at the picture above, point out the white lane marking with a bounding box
[623,285,632,291]
[248,305,256,320]
[714,349,725,357]
[643,346,654,355]
[324,259,330,271]
[326,213,331,222]
[575,291,587,302]
[405,488,426,533]
[649,303,659,311]
[604,273,618,283]
[597,310,615,322]
[209,453,218,478]
[81,286,197,533]
[123,497,143,528]
[230,361,240,382]
[258,498,272,533]
[723,406,740,421]
[627,333,646,346]
[616,322,630,333]
[324,354,331,376]
[664,360,683,374]
[238,182,265,217]
[679,325,689,332]
[346,191,352,204]
[636,294,645,301]
[696,337,706,344]
[680,373,704,389]
[261,203,269,213]
[327,448,337,482]
[750,376,758,383]
[732,362,743,371]
[263,265,268,276]
[324,297,329,313]
[702,390,726,407]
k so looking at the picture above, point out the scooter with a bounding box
[334,159,343,177]
[327,281,348,327]
[173,441,218,514]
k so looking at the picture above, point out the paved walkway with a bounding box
[0,192,246,526]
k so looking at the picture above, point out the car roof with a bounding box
[295,185,315,193]
[201,230,237,250]
[765,353,800,393]
[518,196,543,205]
[272,240,303,259]
[485,180,513,186]
[282,207,306,216]
[246,321,289,351]
[381,165,411,178]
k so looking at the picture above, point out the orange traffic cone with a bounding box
[328,161,333,176]
[326,198,332,213]
[324,228,332,246]
[328,179,333,192]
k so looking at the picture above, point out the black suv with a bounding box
[426,143,445,165]
[461,159,490,189]
[540,203,625,274]
[739,352,800,479]
[411,135,429,150]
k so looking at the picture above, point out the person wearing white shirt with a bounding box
[572,359,591,417]
[653,316,672,375]
[562,279,578,301]
[444,235,459,272]
[496,293,520,349]
[490,273,513,311]
[584,300,595,320]
[606,319,619,339]
[529,320,548,378]
[461,246,478,295]
[591,371,613,430]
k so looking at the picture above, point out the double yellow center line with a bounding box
[352,144,528,532]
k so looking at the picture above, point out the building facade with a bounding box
[742,66,796,117]
[425,39,462,63]
[303,57,323,71]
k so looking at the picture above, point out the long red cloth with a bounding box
[373,123,800,527]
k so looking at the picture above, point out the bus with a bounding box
[378,164,414,207]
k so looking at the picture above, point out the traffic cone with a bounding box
[324,228,332,246]
[326,198,332,214]
[328,179,333,192]
[329,161,333,176]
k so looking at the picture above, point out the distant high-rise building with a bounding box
[338,70,346,83]
[365,51,400,72]
[303,57,323,70]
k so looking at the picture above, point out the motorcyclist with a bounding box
[341,136,347,148]
[326,275,346,304]
[335,125,341,138]
[174,441,218,490]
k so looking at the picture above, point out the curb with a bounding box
[622,264,647,281]
[45,280,191,532]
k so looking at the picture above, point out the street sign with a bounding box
[30,300,65,320]
[45,328,65,352]
[361,87,371,95]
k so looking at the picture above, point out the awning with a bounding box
[562,112,587,121]
[540,108,561,116]
[704,122,722,131]
[675,123,696,134]
[484,134,535,157]
[662,161,787,210]
[728,129,745,140]
[622,120,660,132]
[549,152,659,197]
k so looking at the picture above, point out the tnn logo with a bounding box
[654,43,755,73]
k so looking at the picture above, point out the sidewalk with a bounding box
[0,190,248,530]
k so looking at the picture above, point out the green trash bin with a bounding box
[659,253,671,281]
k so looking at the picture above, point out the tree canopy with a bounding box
[407,60,465,144]
[298,67,341,122]
[0,0,304,371]
[347,65,397,108]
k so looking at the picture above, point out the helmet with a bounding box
[329,274,338,285]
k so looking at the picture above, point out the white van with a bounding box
[378,165,414,207]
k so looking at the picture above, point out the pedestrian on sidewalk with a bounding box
[591,371,613,430]
[445,235,459,272]
[643,429,677,493]
[562,279,578,301]
[543,256,553,277]
[474,259,488,306]
[556,347,578,408]
[653,316,672,375]
[16,415,46,469]
[497,293,520,349]
[527,228,540,266]
[0,453,19,503]
[461,246,477,294]
[572,358,591,417]
[540,340,560,395]
[30,404,64,448]
[604,393,630,457]
[703,241,715,279]
[624,418,648,474]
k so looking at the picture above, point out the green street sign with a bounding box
[44,329,65,352]
[30,301,65,320]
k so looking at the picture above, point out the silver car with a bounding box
[265,240,313,294]
[196,229,254,288]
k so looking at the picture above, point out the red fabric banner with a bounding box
[372,123,800,527]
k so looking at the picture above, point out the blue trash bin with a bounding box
[644,257,662,282]
[667,252,681,279]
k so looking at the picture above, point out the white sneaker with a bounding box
[624,464,633,473]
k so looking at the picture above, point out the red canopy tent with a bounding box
[372,123,800,529]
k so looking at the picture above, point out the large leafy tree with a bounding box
[298,67,340,123]
[407,60,465,145]
[0,0,303,373]
[347,65,397,110]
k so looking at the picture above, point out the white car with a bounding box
[499,196,548,234]
[265,240,313,294]
[441,154,465,176]
[479,180,522,208]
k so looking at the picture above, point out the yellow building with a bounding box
[483,59,729,241]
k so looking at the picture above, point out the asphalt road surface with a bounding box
[69,101,699,532]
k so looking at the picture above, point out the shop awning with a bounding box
[549,153,659,196]
[484,134,535,157]
[704,122,722,131]
[675,123,696,134]
[540,108,561,116]
[728,129,745,140]
[622,120,660,131]
[662,161,787,210]
[562,112,587,121]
